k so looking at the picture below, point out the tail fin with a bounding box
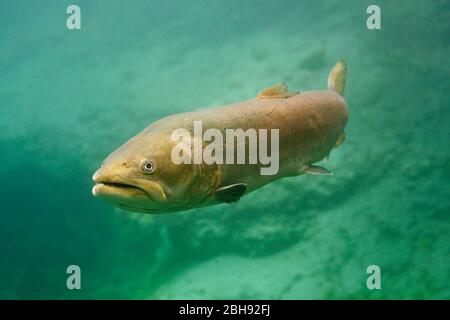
[327,60,347,96]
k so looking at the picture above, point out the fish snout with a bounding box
[92,168,106,196]
[92,168,102,183]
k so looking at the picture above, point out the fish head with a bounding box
[92,129,219,213]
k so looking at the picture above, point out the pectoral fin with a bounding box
[302,165,333,176]
[257,82,298,99]
[215,183,247,203]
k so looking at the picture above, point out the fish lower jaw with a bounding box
[92,182,148,198]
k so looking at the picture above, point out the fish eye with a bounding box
[142,160,155,174]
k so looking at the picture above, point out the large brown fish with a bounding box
[92,60,348,213]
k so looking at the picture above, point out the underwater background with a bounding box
[0,0,449,299]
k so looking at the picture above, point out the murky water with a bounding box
[0,0,448,299]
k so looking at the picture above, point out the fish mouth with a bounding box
[92,171,167,204]
[92,180,149,199]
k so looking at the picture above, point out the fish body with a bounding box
[92,61,348,213]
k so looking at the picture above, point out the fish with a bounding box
[92,60,349,213]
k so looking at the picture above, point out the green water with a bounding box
[0,0,449,299]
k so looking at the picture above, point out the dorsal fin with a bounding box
[257,82,298,99]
